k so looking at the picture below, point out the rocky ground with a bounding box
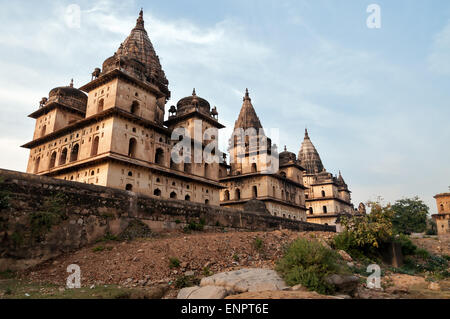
[1,230,449,299]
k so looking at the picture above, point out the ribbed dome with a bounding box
[298,129,325,174]
[279,146,296,165]
[47,80,87,112]
[233,89,264,133]
[176,89,211,115]
[102,10,169,98]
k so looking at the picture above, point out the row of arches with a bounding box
[308,206,328,215]
[97,99,141,115]
[35,143,82,173]
[127,138,164,165]
[124,185,210,204]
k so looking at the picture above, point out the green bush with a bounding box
[393,234,417,256]
[169,257,180,269]
[93,245,106,252]
[276,238,349,295]
[253,237,264,252]
[184,219,205,232]
[174,275,199,289]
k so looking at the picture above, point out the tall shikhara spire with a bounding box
[298,129,325,174]
[102,9,170,98]
[233,89,264,133]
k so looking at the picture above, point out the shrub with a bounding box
[184,219,205,232]
[333,200,394,261]
[253,237,264,252]
[393,233,417,256]
[202,266,212,277]
[276,238,349,295]
[169,257,180,269]
[97,232,119,243]
[93,246,105,252]
[174,275,199,289]
[415,248,430,259]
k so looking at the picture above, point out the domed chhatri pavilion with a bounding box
[299,129,355,225]
[22,10,356,225]
[22,10,225,205]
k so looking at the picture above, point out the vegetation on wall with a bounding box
[28,193,68,242]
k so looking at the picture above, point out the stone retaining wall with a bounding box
[0,168,335,271]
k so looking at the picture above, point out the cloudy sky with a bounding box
[0,0,449,213]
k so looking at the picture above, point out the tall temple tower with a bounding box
[298,129,355,225]
[22,10,224,205]
[219,90,307,221]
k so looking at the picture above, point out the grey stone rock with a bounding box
[177,285,228,299]
[200,268,287,293]
[325,274,360,295]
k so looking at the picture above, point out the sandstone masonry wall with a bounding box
[0,168,335,271]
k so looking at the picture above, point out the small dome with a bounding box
[47,80,87,111]
[176,89,211,115]
[49,86,87,101]
[279,146,296,165]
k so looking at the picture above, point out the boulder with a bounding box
[177,285,228,299]
[325,274,360,295]
[200,268,287,293]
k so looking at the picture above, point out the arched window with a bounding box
[309,207,313,215]
[252,186,258,198]
[321,190,326,197]
[323,206,327,214]
[205,199,210,205]
[440,204,444,212]
[273,186,276,197]
[154,189,161,196]
[49,152,57,169]
[131,101,140,115]
[286,191,290,201]
[251,163,257,173]
[170,192,177,199]
[91,136,99,156]
[70,144,79,162]
[125,184,133,191]
[155,148,164,165]
[224,190,230,201]
[98,99,104,113]
[41,125,47,137]
[128,171,133,177]
[34,157,40,173]
[185,195,191,201]
[281,190,284,200]
[59,148,67,165]
[235,189,241,200]
[128,138,137,157]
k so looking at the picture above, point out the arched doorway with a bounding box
[91,136,100,156]
[128,138,137,157]
[70,144,79,162]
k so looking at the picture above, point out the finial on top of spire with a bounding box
[192,88,196,96]
[70,79,74,88]
[136,8,145,29]
[243,88,251,101]
[284,145,287,152]
[305,128,309,138]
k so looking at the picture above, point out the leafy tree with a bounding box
[333,200,394,260]
[391,197,428,234]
